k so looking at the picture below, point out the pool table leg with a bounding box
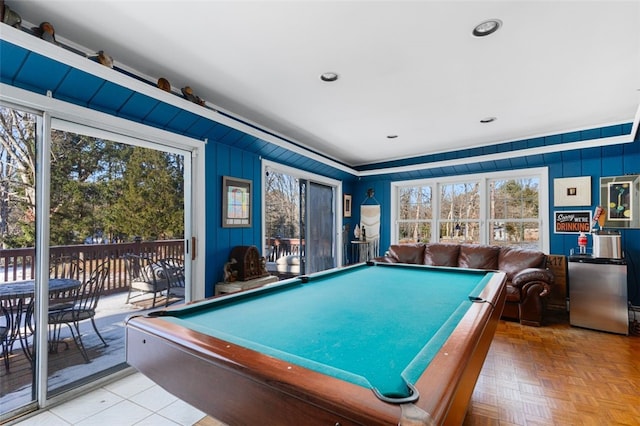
[401,403,437,426]
[442,290,506,424]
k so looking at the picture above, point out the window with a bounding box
[392,168,549,251]
[489,178,541,249]
[439,182,480,244]
[397,186,432,243]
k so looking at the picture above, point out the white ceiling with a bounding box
[14,1,640,167]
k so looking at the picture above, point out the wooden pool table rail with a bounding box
[126,269,506,425]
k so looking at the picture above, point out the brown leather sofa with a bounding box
[374,243,554,326]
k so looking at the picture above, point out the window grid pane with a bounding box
[399,187,432,220]
[397,186,432,243]
[490,221,540,249]
[439,220,480,244]
[439,183,480,220]
[395,173,542,249]
[489,178,540,246]
[398,222,431,243]
[490,178,540,220]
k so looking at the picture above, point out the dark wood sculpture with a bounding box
[229,245,269,281]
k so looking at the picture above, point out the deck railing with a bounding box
[0,240,185,294]
[265,238,304,262]
[2,238,303,290]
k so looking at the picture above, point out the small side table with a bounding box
[215,275,279,296]
[351,240,371,263]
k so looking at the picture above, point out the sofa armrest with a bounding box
[512,267,554,297]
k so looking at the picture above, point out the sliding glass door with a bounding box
[45,122,190,398]
[0,105,193,419]
[306,182,335,274]
[263,162,340,279]
[0,105,40,415]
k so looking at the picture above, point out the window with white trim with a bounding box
[392,168,549,251]
[397,185,433,243]
[439,181,480,244]
[488,177,541,248]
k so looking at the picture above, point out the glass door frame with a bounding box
[261,159,343,271]
[1,83,206,413]
[304,181,337,274]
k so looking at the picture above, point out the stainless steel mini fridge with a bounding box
[568,255,628,335]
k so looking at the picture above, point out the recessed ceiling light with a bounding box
[320,72,339,82]
[480,117,497,123]
[473,19,502,37]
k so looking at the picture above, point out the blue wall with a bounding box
[203,144,360,296]
[2,38,638,304]
[353,138,640,305]
[204,144,264,292]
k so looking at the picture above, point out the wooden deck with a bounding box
[1,333,107,396]
[1,291,184,414]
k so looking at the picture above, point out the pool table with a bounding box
[126,262,506,425]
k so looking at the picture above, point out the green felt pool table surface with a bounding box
[127,262,507,425]
[160,263,494,399]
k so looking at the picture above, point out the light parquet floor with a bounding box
[463,311,640,426]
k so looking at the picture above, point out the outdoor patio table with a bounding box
[0,278,81,367]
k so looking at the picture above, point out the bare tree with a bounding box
[265,171,300,238]
[0,107,36,247]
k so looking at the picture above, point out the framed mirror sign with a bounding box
[222,176,252,228]
[599,174,640,229]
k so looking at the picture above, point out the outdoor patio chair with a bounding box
[124,254,171,308]
[47,260,110,363]
[1,305,10,371]
[49,255,83,311]
[161,257,185,295]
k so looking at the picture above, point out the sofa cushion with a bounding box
[276,255,300,274]
[423,243,460,267]
[457,244,500,270]
[276,255,300,266]
[388,244,426,264]
[498,247,545,281]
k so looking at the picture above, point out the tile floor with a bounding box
[10,372,214,426]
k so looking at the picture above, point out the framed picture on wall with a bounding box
[222,176,252,228]
[344,194,352,218]
[607,181,633,221]
[553,176,591,206]
[599,174,640,229]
